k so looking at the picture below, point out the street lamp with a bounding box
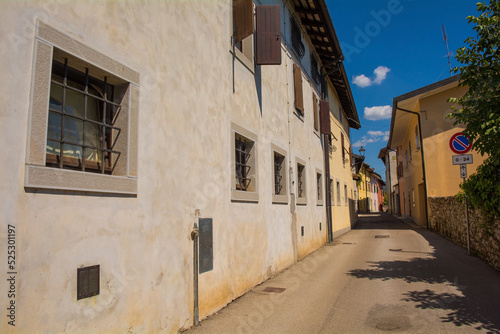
[359,146,365,156]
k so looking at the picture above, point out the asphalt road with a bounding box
[184,213,500,333]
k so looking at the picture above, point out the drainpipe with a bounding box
[394,104,429,229]
[323,134,333,242]
[191,222,199,326]
[320,61,343,243]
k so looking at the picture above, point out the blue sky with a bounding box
[326,0,479,179]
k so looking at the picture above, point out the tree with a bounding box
[448,0,500,218]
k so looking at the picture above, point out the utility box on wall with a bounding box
[198,218,213,274]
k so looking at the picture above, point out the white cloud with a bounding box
[352,131,390,148]
[364,105,392,121]
[352,136,379,147]
[352,74,372,88]
[352,66,391,87]
[367,130,386,137]
[373,66,390,84]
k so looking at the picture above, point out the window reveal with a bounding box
[290,17,305,58]
[274,152,285,195]
[297,163,305,198]
[235,135,252,191]
[46,59,121,174]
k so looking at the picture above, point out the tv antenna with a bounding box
[442,25,452,76]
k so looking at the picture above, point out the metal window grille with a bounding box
[337,181,341,205]
[46,58,121,174]
[274,152,284,195]
[291,18,305,58]
[317,173,322,200]
[344,185,348,206]
[235,135,252,191]
[297,164,305,198]
[329,179,333,203]
[311,55,321,85]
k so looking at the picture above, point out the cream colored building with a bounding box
[0,0,359,332]
[387,75,486,226]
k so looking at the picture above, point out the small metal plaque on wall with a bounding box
[77,265,100,300]
[199,218,213,274]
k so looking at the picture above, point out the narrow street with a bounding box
[185,213,500,333]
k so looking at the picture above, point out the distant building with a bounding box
[378,147,399,215]
[386,75,486,226]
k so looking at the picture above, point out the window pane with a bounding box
[87,96,101,122]
[46,140,60,159]
[63,116,83,145]
[49,83,63,112]
[63,144,82,169]
[65,89,85,117]
[85,122,101,148]
[85,148,102,164]
[47,111,61,140]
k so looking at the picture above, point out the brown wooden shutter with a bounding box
[341,133,345,161]
[255,5,281,65]
[233,0,253,43]
[293,63,303,114]
[320,100,330,134]
[313,94,319,131]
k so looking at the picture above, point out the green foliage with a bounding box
[460,157,500,218]
[356,176,362,188]
[447,1,500,218]
[383,193,388,206]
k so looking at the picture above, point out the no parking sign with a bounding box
[449,132,472,154]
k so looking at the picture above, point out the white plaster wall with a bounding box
[0,1,339,333]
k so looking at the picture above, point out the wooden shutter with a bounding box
[233,0,253,43]
[313,94,319,131]
[341,133,345,161]
[255,5,281,65]
[320,100,330,134]
[293,63,303,114]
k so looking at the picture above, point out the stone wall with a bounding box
[428,197,500,271]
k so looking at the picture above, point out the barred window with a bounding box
[231,123,258,202]
[336,180,341,206]
[297,163,306,202]
[316,171,323,205]
[235,134,253,191]
[274,152,285,195]
[291,17,305,58]
[46,59,121,174]
[311,54,321,86]
[329,178,334,204]
[344,184,348,206]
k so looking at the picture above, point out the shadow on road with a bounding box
[347,213,500,333]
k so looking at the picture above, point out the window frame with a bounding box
[272,143,288,204]
[25,22,139,195]
[344,183,348,206]
[296,158,307,205]
[336,179,341,206]
[231,122,259,202]
[316,168,323,206]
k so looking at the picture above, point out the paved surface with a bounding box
[184,213,500,333]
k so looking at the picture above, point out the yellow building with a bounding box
[387,75,487,226]
[355,161,375,213]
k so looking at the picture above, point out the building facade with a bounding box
[0,1,359,333]
[387,75,486,226]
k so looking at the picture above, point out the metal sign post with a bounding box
[460,164,471,256]
[451,132,473,256]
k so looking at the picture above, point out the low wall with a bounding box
[428,196,500,271]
